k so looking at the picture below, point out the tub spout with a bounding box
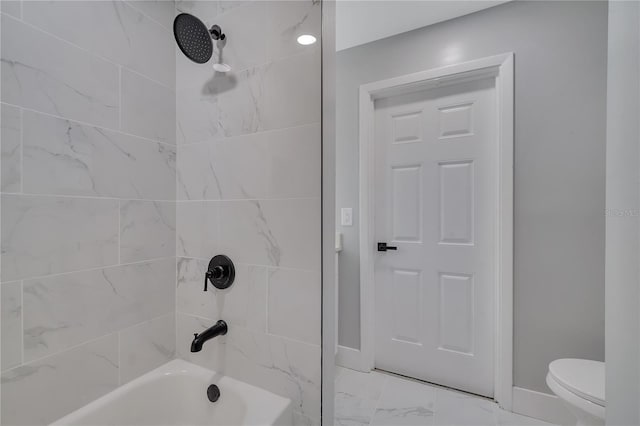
[191,320,228,352]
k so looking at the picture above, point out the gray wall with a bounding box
[1,1,177,424]
[336,0,607,394]
[605,1,640,424]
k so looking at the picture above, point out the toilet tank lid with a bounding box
[549,359,605,407]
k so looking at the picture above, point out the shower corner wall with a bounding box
[173,1,322,424]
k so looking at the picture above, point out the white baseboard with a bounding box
[336,345,369,372]
[512,386,574,425]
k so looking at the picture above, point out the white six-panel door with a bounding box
[374,77,497,397]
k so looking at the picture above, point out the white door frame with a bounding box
[357,53,514,409]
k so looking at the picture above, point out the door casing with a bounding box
[357,53,514,409]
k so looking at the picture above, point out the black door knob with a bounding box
[377,242,398,252]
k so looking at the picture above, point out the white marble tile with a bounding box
[176,201,219,258]
[268,124,321,199]
[223,327,321,419]
[334,366,388,426]
[216,65,265,137]
[176,82,221,145]
[433,387,497,426]
[219,198,320,270]
[1,14,119,128]
[1,281,22,371]
[371,374,436,426]
[494,409,553,426]
[23,0,175,88]
[22,258,175,362]
[215,1,267,72]
[259,198,321,270]
[293,410,321,426]
[119,313,176,384]
[217,1,245,16]
[260,50,320,131]
[265,0,321,62]
[1,103,21,193]
[1,194,119,282]
[121,69,176,144]
[120,200,176,263]
[177,314,321,420]
[22,111,176,199]
[1,334,118,426]
[177,133,269,200]
[1,0,21,18]
[177,257,267,332]
[267,267,320,345]
[175,0,219,25]
[126,0,176,29]
[334,367,556,426]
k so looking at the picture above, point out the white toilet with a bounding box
[546,359,605,426]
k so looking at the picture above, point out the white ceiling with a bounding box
[336,1,510,51]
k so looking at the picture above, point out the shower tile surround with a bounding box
[0,1,177,424]
[1,1,322,425]
[174,1,322,424]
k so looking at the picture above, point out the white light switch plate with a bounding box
[341,208,353,226]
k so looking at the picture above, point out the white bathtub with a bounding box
[51,359,293,426]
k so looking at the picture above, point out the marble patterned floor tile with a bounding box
[335,366,388,426]
[433,387,496,426]
[335,367,555,426]
[371,373,436,426]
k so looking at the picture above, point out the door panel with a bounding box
[374,77,496,397]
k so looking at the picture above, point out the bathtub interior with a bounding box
[50,360,293,426]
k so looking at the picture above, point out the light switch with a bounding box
[341,208,353,226]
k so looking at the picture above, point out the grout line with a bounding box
[118,66,122,131]
[176,256,321,275]
[15,331,119,371]
[117,199,121,264]
[0,192,176,203]
[15,311,174,374]
[12,256,176,284]
[176,311,321,350]
[1,102,177,149]
[0,13,176,92]
[19,106,23,194]
[176,121,322,148]
[121,0,173,33]
[117,331,121,385]
[176,196,320,203]
[19,280,24,365]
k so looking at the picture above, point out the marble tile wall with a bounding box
[174,1,322,424]
[0,2,177,424]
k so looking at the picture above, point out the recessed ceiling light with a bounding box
[297,34,317,46]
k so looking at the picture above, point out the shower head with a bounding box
[174,13,227,64]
